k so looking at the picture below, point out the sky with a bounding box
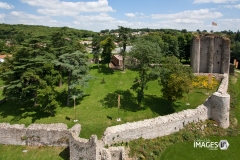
[0,0,240,32]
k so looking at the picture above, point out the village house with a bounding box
[112,54,123,67]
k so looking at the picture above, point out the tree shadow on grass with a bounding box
[100,89,145,112]
[55,87,89,108]
[0,100,52,123]
[91,65,114,75]
[55,87,68,107]
[144,95,179,116]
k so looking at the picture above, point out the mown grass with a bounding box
[0,145,69,160]
[129,72,240,160]
[160,136,240,160]
[0,65,217,139]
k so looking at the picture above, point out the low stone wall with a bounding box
[0,123,74,146]
[101,74,230,145]
[0,122,125,160]
[0,123,102,160]
[102,104,209,145]
[193,73,224,80]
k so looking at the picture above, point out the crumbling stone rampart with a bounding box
[0,123,125,160]
[102,105,209,145]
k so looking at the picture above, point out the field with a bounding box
[0,65,217,138]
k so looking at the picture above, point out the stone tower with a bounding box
[190,35,230,74]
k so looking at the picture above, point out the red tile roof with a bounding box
[0,55,12,59]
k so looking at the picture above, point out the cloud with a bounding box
[0,14,5,21]
[20,0,114,16]
[5,11,60,26]
[219,18,240,23]
[0,2,14,9]
[74,13,115,23]
[151,9,222,20]
[224,4,240,8]
[193,0,238,3]
[125,12,148,19]
[125,13,136,17]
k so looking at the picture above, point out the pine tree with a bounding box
[53,51,90,106]
[118,26,131,72]
[100,36,116,67]
[235,30,240,42]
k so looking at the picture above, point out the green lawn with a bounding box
[160,136,240,160]
[0,145,68,160]
[0,65,218,139]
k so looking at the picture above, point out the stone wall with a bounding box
[190,35,230,74]
[102,104,209,145]
[0,123,72,146]
[0,122,126,160]
[0,123,102,160]
[101,74,230,145]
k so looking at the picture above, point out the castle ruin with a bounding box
[190,35,230,74]
[0,35,232,160]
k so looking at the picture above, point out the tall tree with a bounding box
[118,26,131,72]
[162,34,179,57]
[37,63,60,115]
[100,36,116,68]
[51,27,73,87]
[92,35,102,68]
[183,33,192,62]
[1,47,53,107]
[53,51,90,106]
[130,39,162,106]
[231,41,240,62]
[159,56,193,105]
[235,30,240,42]
[178,35,186,62]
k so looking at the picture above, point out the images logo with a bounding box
[219,140,229,150]
[194,139,229,150]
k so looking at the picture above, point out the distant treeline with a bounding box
[0,23,98,44]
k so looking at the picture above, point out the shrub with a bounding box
[192,75,218,90]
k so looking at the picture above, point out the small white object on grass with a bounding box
[116,118,121,122]
[22,150,28,153]
[73,119,78,122]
